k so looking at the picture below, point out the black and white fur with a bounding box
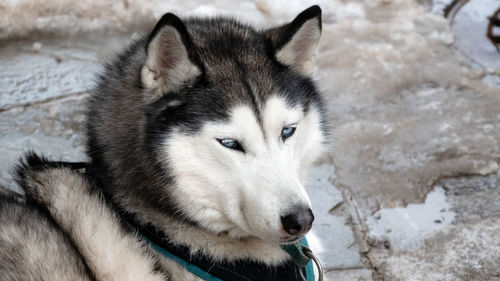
[0,6,327,280]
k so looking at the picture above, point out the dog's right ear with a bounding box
[141,13,202,103]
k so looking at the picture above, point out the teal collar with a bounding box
[143,234,223,281]
[140,234,316,281]
[281,238,316,280]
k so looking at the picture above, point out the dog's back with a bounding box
[0,191,94,281]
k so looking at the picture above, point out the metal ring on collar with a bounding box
[302,246,324,281]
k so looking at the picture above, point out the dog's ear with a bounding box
[266,5,322,76]
[141,13,202,103]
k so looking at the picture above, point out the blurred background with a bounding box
[1,0,499,280]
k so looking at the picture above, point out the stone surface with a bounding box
[448,0,500,73]
[0,39,100,110]
[369,218,500,281]
[0,95,88,191]
[1,0,500,280]
[325,268,373,281]
[313,0,500,279]
[307,164,365,270]
[318,2,500,217]
[442,172,500,224]
[366,173,500,280]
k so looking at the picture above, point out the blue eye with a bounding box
[281,126,296,141]
[217,139,244,152]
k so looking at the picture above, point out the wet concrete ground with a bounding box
[448,0,500,73]
[1,0,500,280]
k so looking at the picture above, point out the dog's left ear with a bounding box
[266,5,322,76]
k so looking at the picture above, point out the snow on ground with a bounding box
[1,0,500,280]
[366,187,455,252]
[0,0,329,39]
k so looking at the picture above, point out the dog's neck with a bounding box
[131,210,290,265]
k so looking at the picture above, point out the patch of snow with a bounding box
[32,42,42,51]
[366,187,455,252]
[439,122,452,132]
[478,161,498,176]
[336,2,365,20]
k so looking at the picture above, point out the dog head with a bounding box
[140,6,326,243]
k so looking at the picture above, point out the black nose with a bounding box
[281,207,314,236]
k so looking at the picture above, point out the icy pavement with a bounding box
[1,0,500,280]
[448,0,500,72]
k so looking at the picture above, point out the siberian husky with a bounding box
[0,5,327,281]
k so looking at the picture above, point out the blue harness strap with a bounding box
[140,234,315,281]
